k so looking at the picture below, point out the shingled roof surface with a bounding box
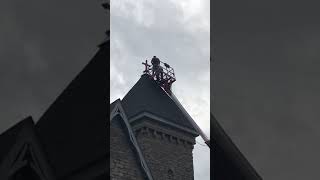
[35,42,109,178]
[121,74,195,131]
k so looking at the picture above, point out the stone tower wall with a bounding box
[133,120,196,180]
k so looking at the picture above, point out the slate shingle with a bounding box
[121,74,196,131]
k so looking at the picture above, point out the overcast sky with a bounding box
[110,0,210,179]
[213,0,320,179]
[0,0,106,130]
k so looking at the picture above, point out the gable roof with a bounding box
[110,99,118,113]
[121,74,195,131]
[212,114,262,180]
[0,116,55,180]
[35,41,109,178]
[0,117,33,164]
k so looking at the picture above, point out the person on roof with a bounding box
[151,56,163,81]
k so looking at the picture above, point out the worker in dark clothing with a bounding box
[151,56,160,67]
[151,56,163,81]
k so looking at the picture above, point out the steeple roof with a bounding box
[121,74,196,132]
[0,117,34,163]
[35,41,109,178]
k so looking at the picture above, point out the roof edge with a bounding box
[212,114,262,180]
[128,111,199,137]
[110,101,154,180]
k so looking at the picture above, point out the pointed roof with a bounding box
[212,114,262,180]
[0,117,55,180]
[0,117,33,163]
[35,41,109,178]
[121,74,195,131]
[110,99,118,113]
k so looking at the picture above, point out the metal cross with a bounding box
[142,60,151,74]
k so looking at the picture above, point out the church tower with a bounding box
[110,59,200,180]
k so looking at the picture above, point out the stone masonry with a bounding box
[132,118,197,180]
[110,117,145,180]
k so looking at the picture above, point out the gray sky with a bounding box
[110,0,210,179]
[0,0,105,130]
[213,0,320,179]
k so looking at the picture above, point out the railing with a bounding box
[158,61,176,84]
[143,60,176,82]
[142,59,176,94]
